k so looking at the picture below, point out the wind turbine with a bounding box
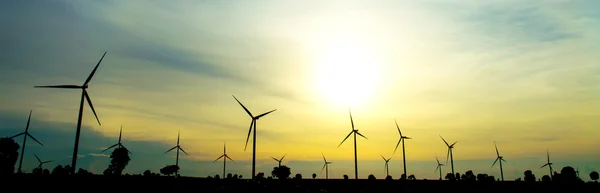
[10,110,43,173]
[338,109,367,180]
[440,135,457,175]
[165,131,188,176]
[321,153,332,179]
[101,125,131,154]
[271,153,287,167]
[491,142,507,181]
[232,95,276,180]
[540,149,553,179]
[34,51,106,175]
[435,156,444,180]
[214,143,234,178]
[33,153,53,169]
[393,119,410,178]
[380,154,392,177]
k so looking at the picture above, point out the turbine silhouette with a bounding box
[435,156,444,180]
[491,141,507,181]
[101,125,131,154]
[393,119,410,178]
[10,110,43,173]
[33,153,53,169]
[271,153,287,168]
[540,149,553,179]
[338,109,367,180]
[214,143,234,178]
[232,95,276,180]
[321,153,332,179]
[440,135,457,175]
[165,131,187,176]
[34,51,106,175]
[381,154,392,177]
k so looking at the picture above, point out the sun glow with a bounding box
[314,36,382,108]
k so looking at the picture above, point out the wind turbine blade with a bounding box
[177,131,180,146]
[546,150,550,162]
[43,160,54,164]
[380,154,386,160]
[34,85,82,89]
[395,119,402,136]
[540,163,549,168]
[271,157,279,162]
[122,145,132,154]
[356,131,368,139]
[165,146,177,154]
[451,141,458,147]
[84,90,101,126]
[322,153,326,162]
[232,95,253,117]
[338,131,353,147]
[321,163,326,173]
[26,110,32,131]
[83,51,107,86]
[179,147,188,155]
[281,153,287,161]
[502,158,507,162]
[244,120,254,151]
[225,155,234,162]
[349,109,354,130]
[494,142,500,157]
[34,153,41,163]
[118,125,123,143]
[491,158,499,168]
[10,132,25,139]
[440,135,450,147]
[256,109,277,119]
[102,144,118,152]
[27,133,43,146]
[393,139,402,155]
[435,165,440,173]
[436,156,440,165]
[214,155,224,162]
[446,148,450,164]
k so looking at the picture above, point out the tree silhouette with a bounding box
[385,175,393,180]
[368,174,376,180]
[312,173,316,179]
[295,173,302,180]
[0,137,20,175]
[542,175,552,183]
[524,170,536,182]
[51,165,71,176]
[77,168,93,176]
[590,171,598,182]
[557,166,581,183]
[160,165,179,176]
[271,165,291,179]
[445,173,455,181]
[463,170,476,181]
[408,174,416,180]
[103,147,130,176]
[343,174,349,180]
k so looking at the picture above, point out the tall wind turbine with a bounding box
[34,153,53,169]
[214,143,233,178]
[380,154,392,177]
[271,153,287,167]
[393,119,410,178]
[165,131,188,176]
[10,110,43,173]
[101,125,131,154]
[440,135,457,175]
[491,142,507,181]
[338,109,368,180]
[232,95,276,180]
[321,153,332,179]
[34,51,106,175]
[435,156,444,180]
[540,149,553,179]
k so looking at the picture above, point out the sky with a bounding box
[1,0,599,181]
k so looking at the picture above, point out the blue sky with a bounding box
[1,0,599,180]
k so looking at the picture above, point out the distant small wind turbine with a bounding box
[214,143,234,178]
[393,119,410,178]
[440,135,457,175]
[540,149,553,179]
[435,156,444,180]
[33,153,53,169]
[101,125,131,154]
[338,109,367,180]
[165,131,188,176]
[10,110,43,173]
[576,165,580,178]
[491,141,507,181]
[380,154,392,177]
[34,51,106,175]
[271,153,287,167]
[232,95,276,180]
[321,153,332,179]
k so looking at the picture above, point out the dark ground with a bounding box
[2,174,597,193]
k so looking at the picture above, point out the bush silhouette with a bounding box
[160,165,179,176]
[368,174,376,180]
[295,173,302,180]
[103,147,130,176]
[524,170,536,182]
[343,174,349,180]
[312,173,316,179]
[590,171,598,182]
[271,165,291,179]
[0,137,20,175]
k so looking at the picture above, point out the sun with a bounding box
[314,37,381,108]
